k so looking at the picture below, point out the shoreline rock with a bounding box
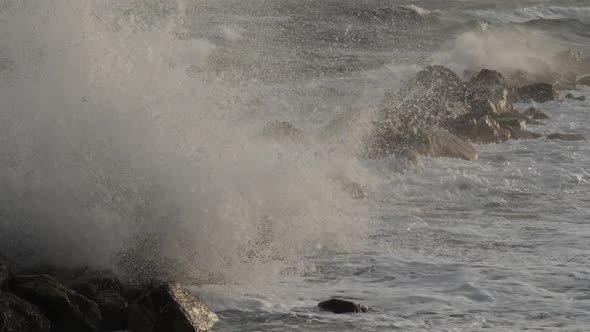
[318,299,369,314]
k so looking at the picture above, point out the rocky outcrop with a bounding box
[262,121,303,141]
[0,291,51,332]
[547,133,586,141]
[452,115,510,144]
[515,83,557,103]
[128,282,218,332]
[318,299,368,314]
[10,274,102,332]
[410,128,478,161]
[468,69,512,115]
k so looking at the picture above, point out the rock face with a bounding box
[410,128,478,161]
[452,115,510,144]
[318,299,368,314]
[262,121,303,141]
[468,69,512,115]
[128,282,218,332]
[516,83,557,103]
[10,274,102,332]
[547,133,586,141]
[0,291,51,332]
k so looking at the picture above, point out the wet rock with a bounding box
[262,121,303,141]
[522,107,550,120]
[68,270,128,331]
[410,128,478,161]
[468,69,512,115]
[0,291,51,332]
[128,282,218,332]
[504,126,542,140]
[452,115,510,144]
[577,75,590,87]
[516,83,557,103]
[331,175,365,199]
[565,93,586,101]
[318,299,368,314]
[496,117,526,129]
[547,133,586,141]
[10,274,102,332]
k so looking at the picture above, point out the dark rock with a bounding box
[516,83,557,103]
[565,93,586,101]
[497,117,526,129]
[410,128,478,161]
[0,291,51,332]
[10,274,101,332]
[577,75,590,87]
[468,69,512,115]
[547,133,586,141]
[504,126,542,140]
[331,176,365,199]
[522,107,550,120]
[128,282,218,332]
[68,271,128,331]
[452,115,510,144]
[318,299,368,314]
[576,96,586,101]
[262,121,303,141]
[463,68,480,81]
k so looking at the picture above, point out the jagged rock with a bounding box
[318,299,368,314]
[0,291,51,332]
[262,121,303,141]
[516,83,557,103]
[577,75,590,87]
[10,274,102,332]
[523,107,550,120]
[504,126,542,140]
[410,128,478,161]
[331,176,365,199]
[547,133,586,141]
[468,69,512,115]
[452,115,510,144]
[68,270,128,331]
[128,282,218,332]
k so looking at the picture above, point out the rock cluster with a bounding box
[0,258,218,332]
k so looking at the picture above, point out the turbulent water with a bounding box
[1,0,590,331]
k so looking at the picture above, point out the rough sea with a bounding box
[1,1,589,331]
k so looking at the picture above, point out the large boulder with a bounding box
[10,274,102,332]
[515,83,557,103]
[128,282,218,332]
[468,69,512,115]
[410,128,478,161]
[318,299,368,314]
[0,291,51,332]
[452,115,510,144]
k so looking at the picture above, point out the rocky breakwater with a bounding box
[363,50,588,162]
[0,257,218,332]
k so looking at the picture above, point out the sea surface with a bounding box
[1,1,590,331]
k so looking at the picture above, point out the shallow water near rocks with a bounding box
[2,1,590,331]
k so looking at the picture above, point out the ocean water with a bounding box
[1,1,589,331]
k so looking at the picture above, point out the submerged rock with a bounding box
[10,274,102,332]
[547,133,586,141]
[452,115,510,144]
[516,83,557,103]
[128,282,218,332]
[565,93,586,101]
[262,121,303,141]
[318,299,368,314]
[468,69,512,115]
[0,291,51,332]
[523,107,550,120]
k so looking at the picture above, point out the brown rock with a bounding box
[412,128,478,161]
[468,69,512,115]
[452,115,510,144]
[547,133,586,141]
[10,274,102,332]
[516,83,557,103]
[318,299,369,314]
[128,282,218,332]
[0,291,51,332]
[504,126,542,140]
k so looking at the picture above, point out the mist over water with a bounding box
[0,0,369,283]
